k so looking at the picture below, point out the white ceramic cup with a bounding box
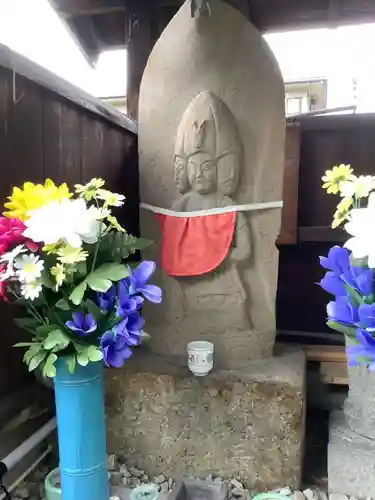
[187,341,214,376]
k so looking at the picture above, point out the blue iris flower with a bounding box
[346,329,375,371]
[115,312,144,347]
[128,261,162,304]
[319,246,374,297]
[358,303,375,331]
[65,312,97,336]
[327,296,359,326]
[97,285,116,313]
[100,332,132,367]
[117,279,144,317]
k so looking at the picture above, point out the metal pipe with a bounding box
[1,418,56,472]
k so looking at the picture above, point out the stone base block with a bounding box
[328,410,375,498]
[105,349,306,493]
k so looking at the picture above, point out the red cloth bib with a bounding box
[157,212,236,277]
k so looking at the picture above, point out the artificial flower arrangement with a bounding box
[320,164,375,369]
[0,178,162,377]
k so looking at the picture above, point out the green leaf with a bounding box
[86,275,112,293]
[77,350,90,367]
[69,281,88,306]
[43,329,70,351]
[35,324,61,339]
[41,269,54,289]
[24,344,42,364]
[327,320,357,338]
[91,263,129,281]
[87,346,103,362]
[66,354,76,374]
[14,342,34,348]
[55,299,70,311]
[84,299,103,320]
[28,351,47,372]
[133,238,152,251]
[344,284,364,308]
[43,353,57,378]
[14,317,40,330]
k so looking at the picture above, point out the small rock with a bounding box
[329,495,348,500]
[110,472,124,486]
[154,475,167,484]
[15,488,29,499]
[129,467,144,478]
[107,454,117,471]
[213,477,222,485]
[122,477,131,486]
[278,487,292,496]
[230,479,244,490]
[168,477,174,490]
[142,474,150,483]
[304,489,319,500]
[205,474,213,483]
[120,464,132,478]
[232,489,249,500]
[160,483,169,494]
[293,491,306,500]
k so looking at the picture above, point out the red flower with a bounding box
[0,217,27,255]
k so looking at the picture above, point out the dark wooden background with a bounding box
[277,114,375,342]
[0,54,138,398]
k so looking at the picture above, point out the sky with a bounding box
[1,0,375,110]
[0,0,127,97]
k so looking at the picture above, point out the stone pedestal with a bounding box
[105,349,306,493]
[328,366,375,497]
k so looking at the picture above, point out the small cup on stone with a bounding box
[187,341,214,376]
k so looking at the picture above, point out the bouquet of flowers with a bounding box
[0,178,162,377]
[320,164,375,369]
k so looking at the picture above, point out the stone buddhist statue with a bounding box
[106,0,306,491]
[170,90,253,362]
[138,0,286,367]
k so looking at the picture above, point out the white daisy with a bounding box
[20,281,42,301]
[345,192,375,267]
[24,198,101,248]
[96,189,125,207]
[15,254,44,283]
[340,175,375,199]
[0,245,27,279]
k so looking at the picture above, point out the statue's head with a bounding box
[175,155,190,194]
[187,151,217,194]
[174,90,242,197]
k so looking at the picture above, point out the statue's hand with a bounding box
[229,245,250,263]
[229,212,251,263]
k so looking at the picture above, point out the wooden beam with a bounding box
[278,124,301,245]
[320,362,348,385]
[51,0,126,15]
[298,226,347,243]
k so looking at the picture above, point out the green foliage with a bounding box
[99,232,152,261]
[327,320,357,339]
[69,263,129,305]
[344,284,364,308]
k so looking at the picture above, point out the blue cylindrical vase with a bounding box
[54,359,109,500]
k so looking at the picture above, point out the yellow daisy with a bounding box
[332,197,353,229]
[322,164,354,195]
[3,179,72,221]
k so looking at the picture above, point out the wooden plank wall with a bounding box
[0,65,138,398]
[277,114,375,341]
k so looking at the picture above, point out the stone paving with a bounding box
[8,454,367,500]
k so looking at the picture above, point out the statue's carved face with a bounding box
[187,152,217,194]
[175,156,190,193]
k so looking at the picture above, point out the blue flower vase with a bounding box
[54,359,109,500]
